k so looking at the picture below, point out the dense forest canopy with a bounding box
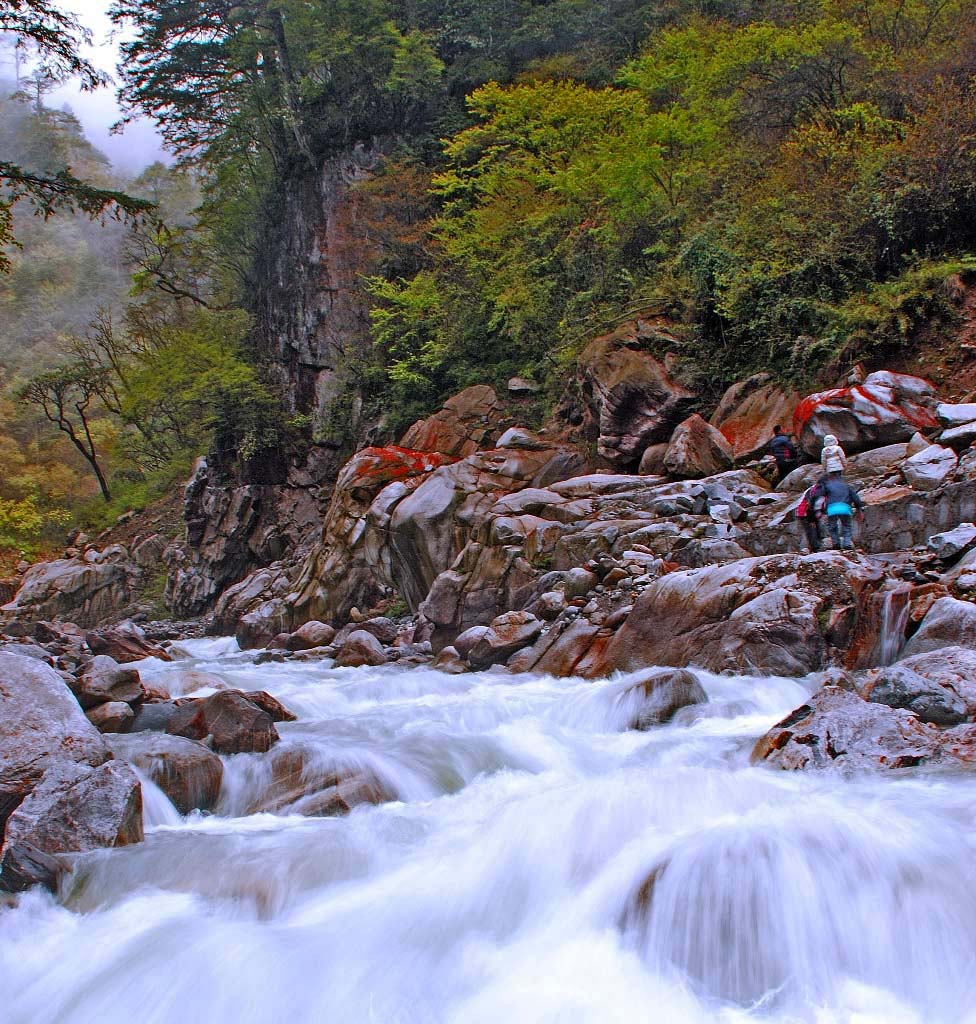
[108,0,976,418]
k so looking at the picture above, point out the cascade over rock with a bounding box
[106,733,223,814]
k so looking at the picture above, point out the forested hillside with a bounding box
[2,0,975,564]
[0,81,266,562]
[113,0,976,434]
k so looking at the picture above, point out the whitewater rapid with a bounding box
[4,638,976,1024]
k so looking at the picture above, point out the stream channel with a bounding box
[3,637,976,1023]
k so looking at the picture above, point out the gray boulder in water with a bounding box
[1,760,142,892]
[752,686,958,771]
[618,668,709,730]
[0,652,109,833]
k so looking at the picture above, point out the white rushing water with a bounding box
[4,639,976,1024]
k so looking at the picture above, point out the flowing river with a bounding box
[4,638,976,1024]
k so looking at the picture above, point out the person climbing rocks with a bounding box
[820,473,865,550]
[820,433,847,475]
[769,425,798,482]
[796,478,826,552]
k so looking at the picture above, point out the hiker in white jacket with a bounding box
[820,434,847,474]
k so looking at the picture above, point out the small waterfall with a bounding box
[132,767,182,828]
[871,586,912,667]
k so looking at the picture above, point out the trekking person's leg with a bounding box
[842,515,853,549]
[804,518,820,552]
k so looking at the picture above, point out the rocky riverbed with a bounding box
[6,356,976,1016]
[5,645,976,1023]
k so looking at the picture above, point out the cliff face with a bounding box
[165,143,394,617]
[252,141,389,426]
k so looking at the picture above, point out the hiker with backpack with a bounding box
[769,425,799,482]
[796,480,825,552]
[820,472,865,550]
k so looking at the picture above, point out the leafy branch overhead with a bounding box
[0,1,156,271]
[0,0,106,89]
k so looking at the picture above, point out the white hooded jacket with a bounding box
[820,434,847,474]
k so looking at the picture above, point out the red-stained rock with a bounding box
[400,385,505,457]
[220,445,457,638]
[794,371,939,456]
[711,377,800,462]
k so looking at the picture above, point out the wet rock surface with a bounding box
[166,691,280,754]
[107,733,223,814]
[1,760,143,892]
[752,686,959,772]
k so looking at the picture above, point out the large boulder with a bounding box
[903,596,976,656]
[710,375,800,462]
[283,445,458,631]
[334,630,387,668]
[927,524,976,562]
[590,553,884,678]
[400,385,505,457]
[107,733,223,814]
[616,668,708,729]
[664,414,734,479]
[901,444,957,491]
[0,557,134,629]
[166,691,280,754]
[284,620,337,651]
[458,611,543,669]
[86,625,172,664]
[1,760,142,892]
[794,371,939,456]
[752,686,956,771]
[936,402,976,428]
[70,655,144,710]
[863,646,976,725]
[0,652,109,833]
[566,320,696,467]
